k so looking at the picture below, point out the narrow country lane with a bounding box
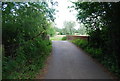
[45,41,113,79]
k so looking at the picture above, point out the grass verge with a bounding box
[71,38,120,79]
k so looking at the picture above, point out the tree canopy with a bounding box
[2,1,56,79]
[63,21,76,35]
[73,2,120,77]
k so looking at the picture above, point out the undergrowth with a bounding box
[3,38,52,79]
[62,36,67,40]
[72,39,120,78]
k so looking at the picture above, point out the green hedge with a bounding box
[71,39,120,78]
[2,2,54,79]
[62,36,67,40]
[3,38,52,79]
[72,39,88,48]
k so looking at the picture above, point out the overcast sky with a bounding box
[53,0,80,29]
[51,0,119,29]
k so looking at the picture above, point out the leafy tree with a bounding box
[2,1,56,79]
[47,22,56,37]
[77,24,86,35]
[73,2,120,77]
[63,21,76,35]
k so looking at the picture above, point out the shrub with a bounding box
[72,39,88,48]
[2,38,52,79]
[62,36,67,40]
[72,39,102,60]
[85,47,102,60]
[71,38,120,78]
[2,2,53,79]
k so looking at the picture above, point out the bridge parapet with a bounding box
[66,35,89,40]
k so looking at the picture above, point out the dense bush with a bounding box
[72,39,88,48]
[72,38,120,77]
[72,2,120,77]
[3,38,51,79]
[2,2,55,79]
[62,36,67,40]
[85,47,102,60]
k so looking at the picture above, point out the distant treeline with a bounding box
[54,21,87,35]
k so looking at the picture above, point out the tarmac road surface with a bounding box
[45,41,113,79]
